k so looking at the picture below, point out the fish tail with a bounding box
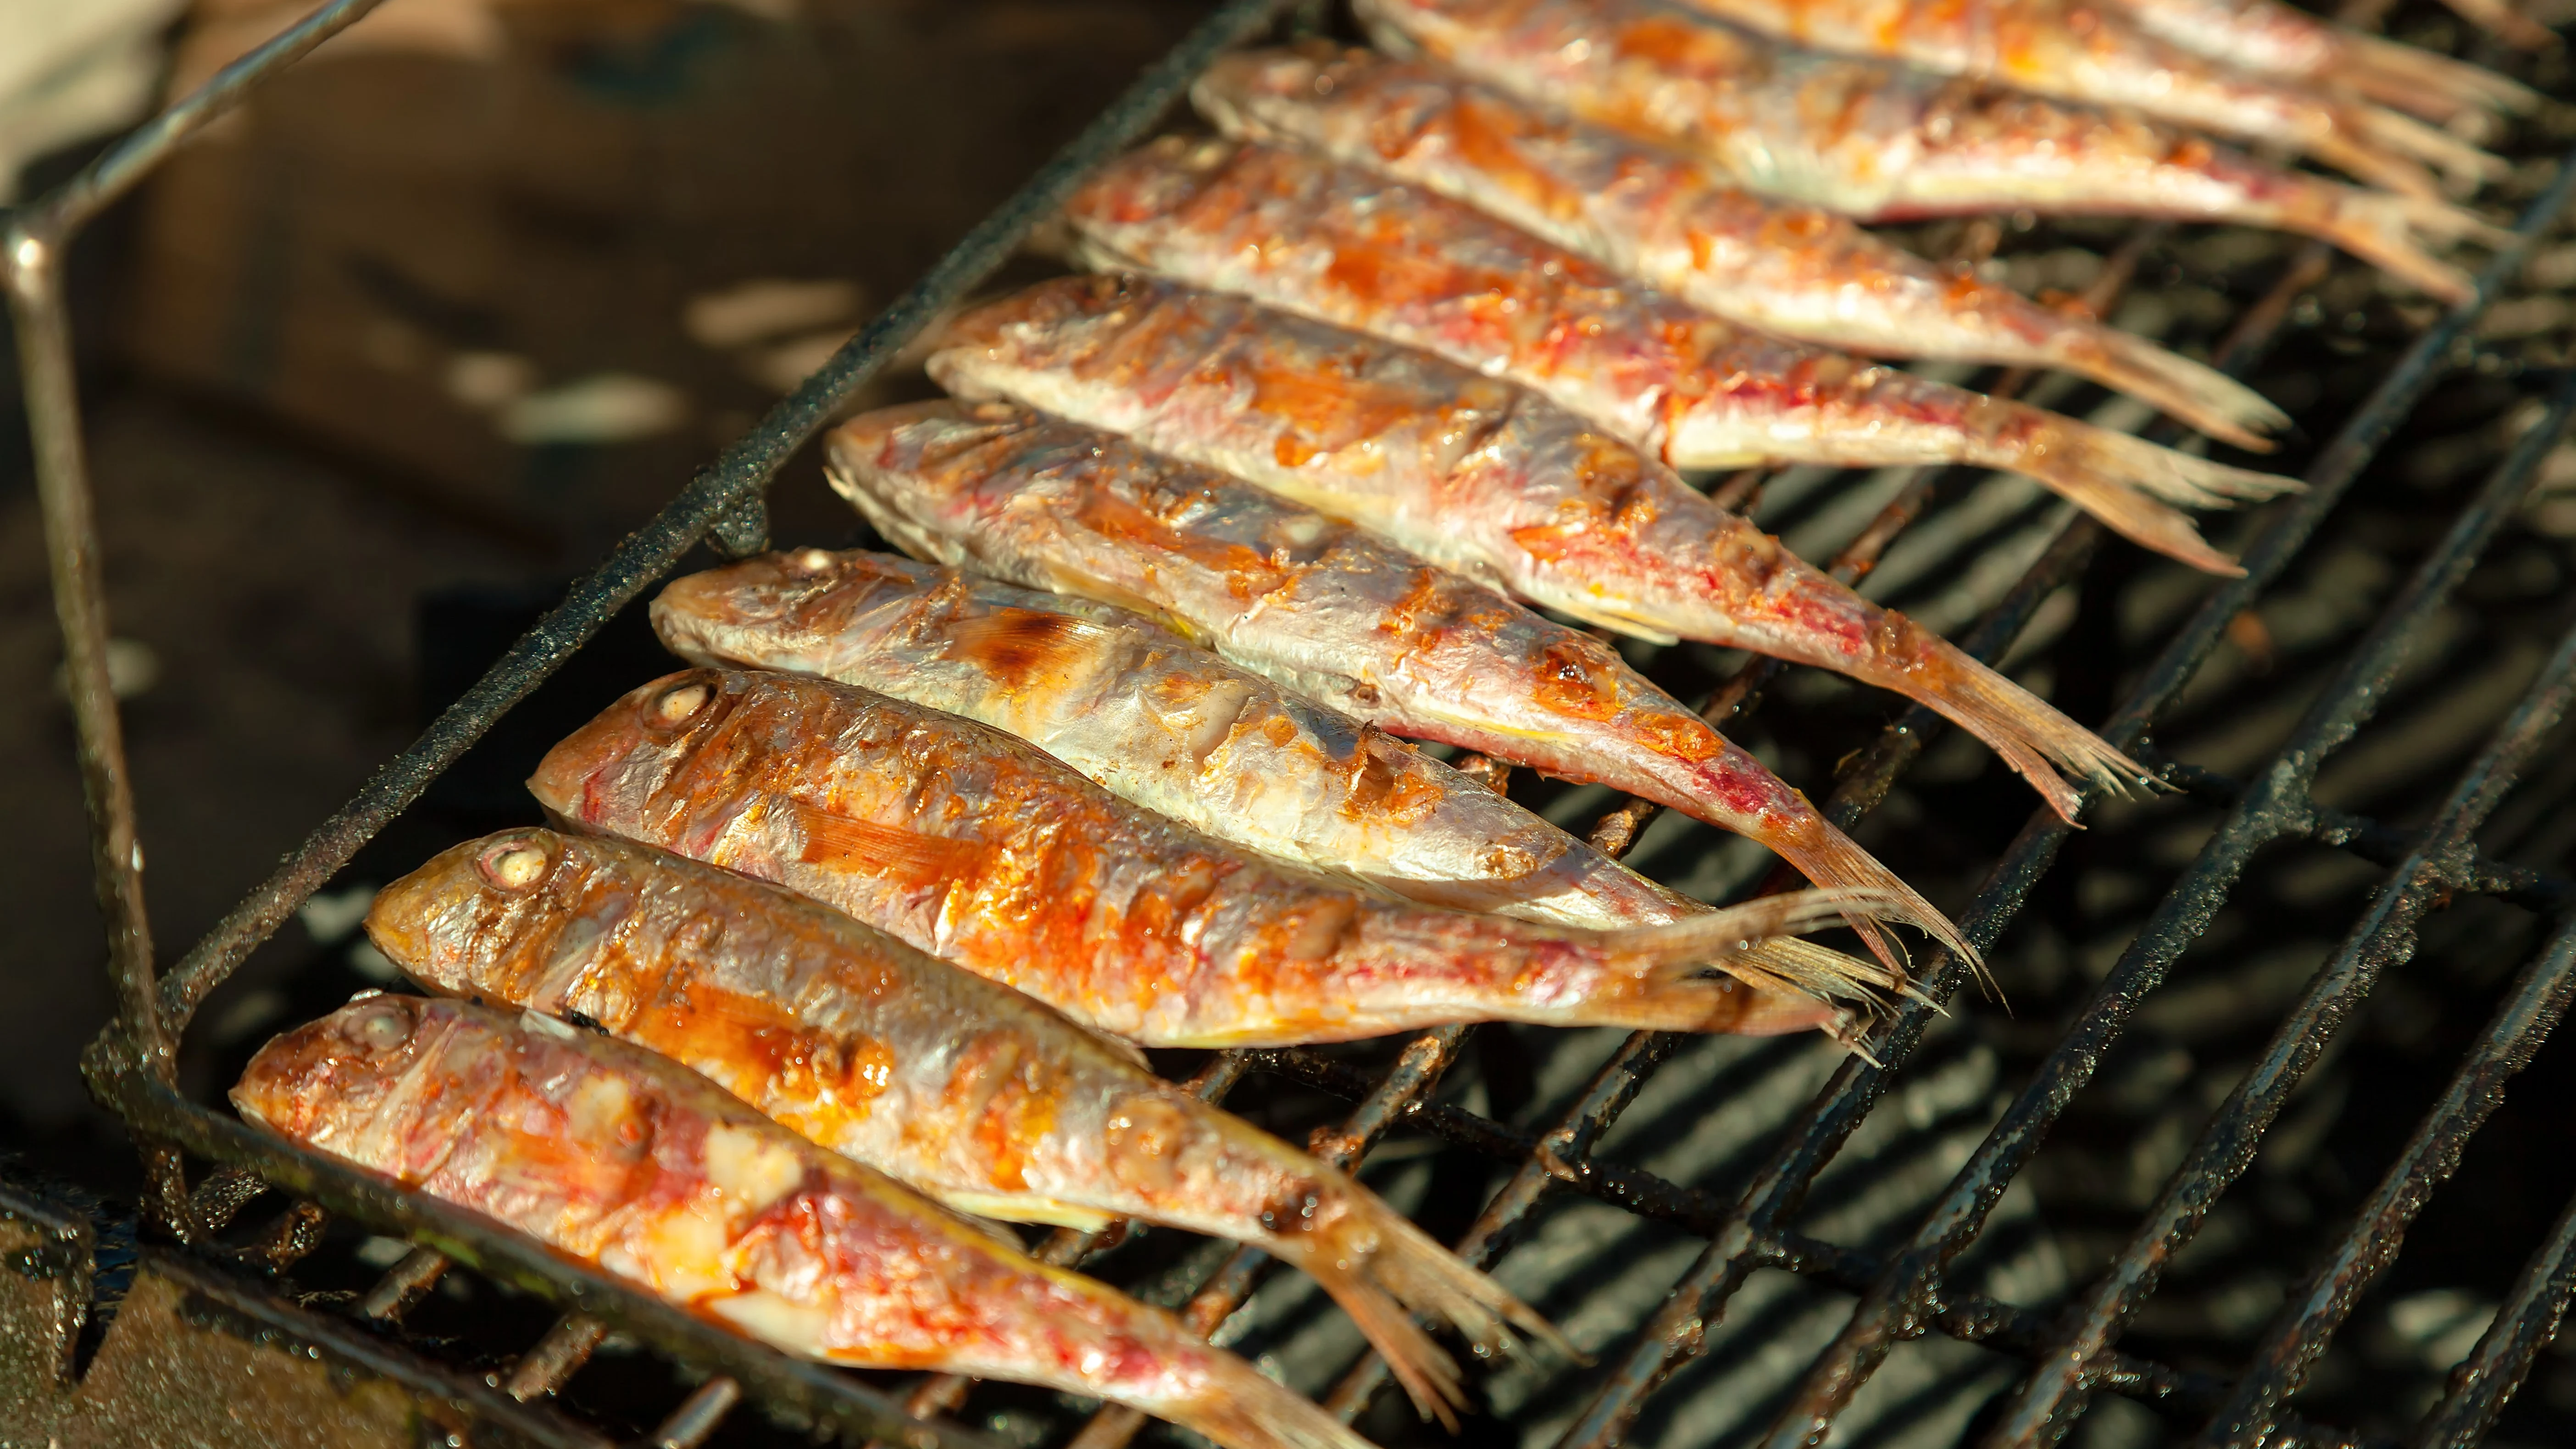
[1159,1355,1383,1449]
[2434,0,2558,49]
[2345,104,2512,196]
[1611,888,1911,997]
[2342,32,2541,121]
[1291,1201,1572,1422]
[2049,327,2288,451]
[1868,612,2154,824]
[2302,191,2496,303]
[1986,411,2303,574]
[1759,810,1979,978]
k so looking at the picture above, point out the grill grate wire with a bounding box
[16,1,2576,1446]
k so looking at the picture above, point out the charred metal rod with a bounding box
[150,0,1300,1033]
[507,1313,610,1403]
[359,1245,452,1323]
[2409,1175,2576,1448]
[1061,1027,1471,1449]
[1983,370,2576,1449]
[650,1376,742,1449]
[1554,149,2576,1449]
[1744,163,2576,1449]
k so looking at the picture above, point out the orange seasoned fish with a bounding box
[368,830,1558,1418]
[930,275,2142,826]
[234,995,1381,1449]
[654,548,1705,930]
[2101,0,2537,123]
[1065,138,2302,575]
[825,400,1974,970]
[1360,0,2499,300]
[1632,0,2502,196]
[1194,44,2285,450]
[530,668,1912,1042]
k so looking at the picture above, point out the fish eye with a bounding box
[343,999,416,1053]
[650,679,714,728]
[479,838,549,891]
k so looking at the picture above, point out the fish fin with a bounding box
[1546,890,1907,1033]
[790,804,981,885]
[2433,0,2559,48]
[1610,889,1913,994]
[2348,101,2512,197]
[2342,32,2540,121]
[1077,1021,1155,1070]
[939,606,1121,691]
[2054,328,2287,452]
[1298,1255,1466,1427]
[933,1190,1121,1234]
[1158,1357,1387,1449]
[1543,595,1684,646]
[2312,193,2501,305]
[1757,812,1980,980]
[1984,411,2296,574]
[1337,1199,1577,1368]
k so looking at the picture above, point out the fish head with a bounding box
[824,401,1055,564]
[1191,43,1376,139]
[527,668,746,834]
[930,274,1177,385]
[653,549,933,667]
[231,992,464,1156]
[367,828,611,1002]
[1064,134,1237,240]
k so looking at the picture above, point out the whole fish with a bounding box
[1066,137,2300,575]
[2100,0,2537,124]
[824,400,1975,970]
[369,829,1558,1419]
[929,275,2142,828]
[1643,0,2504,197]
[530,668,1912,1042]
[655,548,1704,931]
[1192,44,2284,450]
[234,994,1379,1449]
[1360,0,2498,301]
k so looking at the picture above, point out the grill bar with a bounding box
[2409,1175,2576,1448]
[1734,160,2576,1449]
[1986,375,2576,1449]
[1553,152,2576,1449]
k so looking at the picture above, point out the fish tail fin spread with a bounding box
[2436,0,2558,48]
[1556,890,1907,1033]
[2304,191,2496,302]
[2351,102,2515,195]
[1761,812,1980,979]
[1989,413,2302,574]
[1870,613,2152,824]
[1165,1357,1382,1449]
[2054,328,2288,451]
[2344,32,2541,121]
[1294,1201,1572,1421]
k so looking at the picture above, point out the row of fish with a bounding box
[235,0,2538,1440]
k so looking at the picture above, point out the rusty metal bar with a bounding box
[2409,1177,2576,1449]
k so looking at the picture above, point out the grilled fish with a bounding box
[1192,44,2284,450]
[825,399,1973,970]
[369,830,1557,1418]
[2102,0,2537,123]
[530,668,1911,1041]
[654,548,1702,930]
[930,275,2143,826]
[1648,0,2502,196]
[234,994,1379,1449]
[1360,0,2498,300]
[1066,138,2301,575]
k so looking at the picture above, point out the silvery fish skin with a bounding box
[1192,45,2284,450]
[1640,0,2506,197]
[530,668,1910,1044]
[823,399,1962,975]
[1066,137,2304,576]
[929,275,2138,832]
[654,548,1698,930]
[233,995,1380,1449]
[2101,0,2537,122]
[368,830,1554,1418]
[1358,0,2497,301]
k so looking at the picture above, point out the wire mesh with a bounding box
[20,1,2576,1447]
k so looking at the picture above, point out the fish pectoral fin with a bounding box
[1037,564,1211,647]
[1543,597,1683,647]
[933,1190,1120,1234]
[1076,1020,1154,1069]
[790,804,979,885]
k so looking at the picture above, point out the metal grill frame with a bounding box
[18,1,2576,1445]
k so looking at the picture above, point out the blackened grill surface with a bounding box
[27,2,2576,1448]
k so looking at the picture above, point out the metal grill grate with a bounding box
[18,1,2576,1446]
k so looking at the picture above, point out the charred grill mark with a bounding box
[939,607,1110,693]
